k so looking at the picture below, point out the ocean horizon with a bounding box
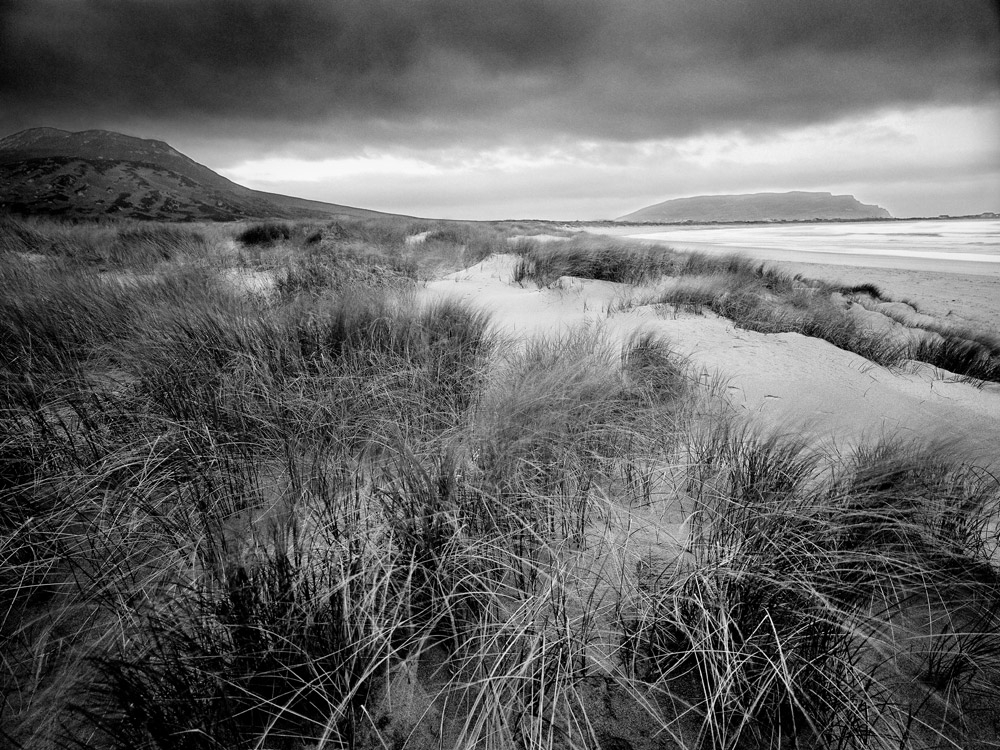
[626,218,1000,266]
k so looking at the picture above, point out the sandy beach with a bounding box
[581,221,1000,333]
[424,250,1000,468]
[754,261,1000,332]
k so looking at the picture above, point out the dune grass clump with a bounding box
[626,432,1000,749]
[281,218,510,285]
[913,335,1000,384]
[81,497,411,748]
[238,221,293,246]
[470,330,693,541]
[106,224,209,266]
[515,236,1000,382]
[703,283,910,366]
[513,237,687,286]
[840,282,886,300]
[424,222,511,266]
[0,251,501,747]
[837,291,1000,384]
[0,216,215,268]
[0,261,697,749]
[719,292,1000,382]
[683,265,1000,383]
[101,283,495,451]
[275,244,419,298]
[0,255,229,389]
[321,217,421,252]
[514,238,796,292]
[0,216,119,262]
[0,216,51,254]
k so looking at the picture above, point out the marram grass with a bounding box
[2,218,1000,750]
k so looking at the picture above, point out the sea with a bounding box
[625,219,1000,267]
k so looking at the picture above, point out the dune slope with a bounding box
[424,254,1000,466]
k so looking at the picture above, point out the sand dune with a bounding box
[583,221,1000,331]
[424,254,1000,468]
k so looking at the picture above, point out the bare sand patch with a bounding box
[424,254,1000,468]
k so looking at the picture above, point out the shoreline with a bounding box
[580,224,1000,335]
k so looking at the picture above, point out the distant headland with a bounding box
[617,191,893,223]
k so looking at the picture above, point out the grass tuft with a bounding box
[840,282,886,300]
[238,222,293,246]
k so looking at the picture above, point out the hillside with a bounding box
[0,127,401,221]
[618,191,892,223]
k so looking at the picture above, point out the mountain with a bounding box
[617,191,892,223]
[0,128,401,221]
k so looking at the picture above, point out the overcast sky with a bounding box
[2,0,998,219]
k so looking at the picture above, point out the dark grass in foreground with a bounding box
[3,219,1000,749]
[514,238,1000,383]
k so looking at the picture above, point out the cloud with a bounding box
[1,0,997,148]
[213,104,1000,220]
[2,0,995,219]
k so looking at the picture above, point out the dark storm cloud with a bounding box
[1,0,997,143]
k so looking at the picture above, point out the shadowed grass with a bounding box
[237,221,293,246]
[627,431,1000,749]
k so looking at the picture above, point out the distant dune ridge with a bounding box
[618,191,893,223]
[0,127,399,221]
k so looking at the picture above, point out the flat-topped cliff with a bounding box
[617,191,892,223]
